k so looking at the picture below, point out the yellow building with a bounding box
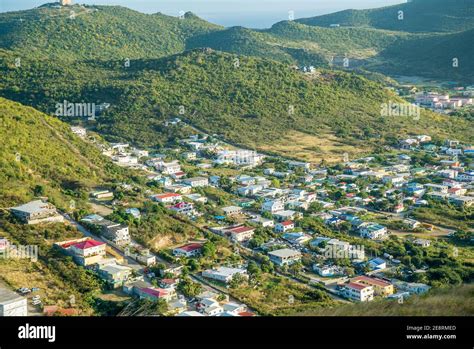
[351,276,394,297]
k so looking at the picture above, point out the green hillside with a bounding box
[186,26,294,63]
[0,47,472,160]
[371,29,474,82]
[0,96,126,208]
[296,0,474,33]
[1,2,471,83]
[0,4,221,60]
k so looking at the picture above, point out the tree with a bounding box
[229,273,246,289]
[177,278,202,298]
[289,262,303,276]
[187,259,200,271]
[202,241,217,258]
[33,185,45,197]
[308,202,324,213]
[249,236,264,249]
[247,261,261,276]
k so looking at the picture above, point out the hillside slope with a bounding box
[0,4,221,60]
[94,50,473,157]
[371,29,474,82]
[296,0,474,33]
[1,48,472,161]
[0,97,125,208]
[1,3,471,84]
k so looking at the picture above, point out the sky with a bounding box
[0,0,405,28]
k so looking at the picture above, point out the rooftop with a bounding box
[175,243,203,252]
[0,287,24,304]
[268,248,301,259]
[11,200,54,214]
[71,239,105,250]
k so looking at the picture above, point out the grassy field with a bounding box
[0,258,95,315]
[258,131,369,163]
[229,274,335,316]
[295,284,474,316]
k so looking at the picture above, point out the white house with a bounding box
[226,226,255,242]
[261,200,284,213]
[170,202,195,216]
[173,243,203,257]
[157,161,181,175]
[202,267,248,284]
[151,193,182,204]
[214,150,264,167]
[250,216,274,228]
[0,287,27,316]
[268,248,301,266]
[359,223,388,240]
[183,177,209,188]
[342,283,374,302]
[10,200,64,225]
[222,206,242,216]
[274,220,294,233]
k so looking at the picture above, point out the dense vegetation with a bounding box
[1,48,472,159]
[0,97,127,208]
[371,29,474,82]
[0,213,103,314]
[296,0,474,33]
[0,4,221,60]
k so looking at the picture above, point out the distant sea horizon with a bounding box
[0,0,404,28]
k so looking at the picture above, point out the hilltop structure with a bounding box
[60,0,72,6]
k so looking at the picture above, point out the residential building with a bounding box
[226,226,255,242]
[157,161,181,175]
[59,238,106,266]
[342,283,374,302]
[261,200,284,213]
[313,264,344,277]
[273,210,301,222]
[136,287,176,302]
[274,220,294,233]
[173,243,203,257]
[351,276,394,297]
[102,223,131,246]
[214,150,264,167]
[98,263,132,289]
[413,238,431,247]
[222,206,242,216]
[184,193,208,204]
[170,202,195,216]
[10,200,64,225]
[282,232,311,245]
[268,248,302,266]
[392,281,431,295]
[359,223,388,240]
[368,258,387,270]
[250,216,274,228]
[0,287,27,316]
[202,267,248,284]
[183,177,209,188]
[151,192,182,204]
